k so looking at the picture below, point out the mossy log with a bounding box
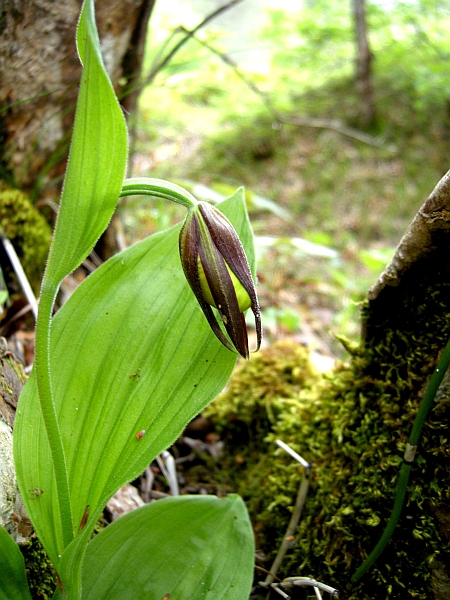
[206,171,450,599]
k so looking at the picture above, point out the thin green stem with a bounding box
[34,279,74,550]
[410,337,450,444]
[351,463,411,583]
[120,177,198,209]
[352,335,450,583]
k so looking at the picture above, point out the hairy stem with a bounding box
[120,178,198,209]
[34,279,74,550]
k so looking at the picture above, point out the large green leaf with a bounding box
[22,0,128,567]
[0,527,32,600]
[45,0,127,285]
[81,495,254,599]
[14,190,254,570]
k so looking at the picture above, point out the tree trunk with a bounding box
[352,0,376,129]
[0,0,155,202]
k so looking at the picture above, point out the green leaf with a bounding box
[24,0,128,561]
[13,0,128,576]
[0,527,32,600]
[14,190,254,570]
[81,495,254,599]
[45,0,127,285]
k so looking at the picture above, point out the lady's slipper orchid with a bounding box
[179,202,262,359]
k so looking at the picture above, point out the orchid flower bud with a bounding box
[179,202,262,359]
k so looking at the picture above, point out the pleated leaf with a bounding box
[45,0,127,285]
[81,495,254,600]
[13,190,254,571]
[0,527,32,600]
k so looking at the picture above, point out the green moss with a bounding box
[203,340,320,544]
[20,537,57,599]
[17,515,109,598]
[4,352,27,383]
[205,276,450,598]
[205,340,317,444]
[0,187,51,293]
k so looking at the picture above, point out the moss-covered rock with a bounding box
[205,276,450,598]
[0,187,51,293]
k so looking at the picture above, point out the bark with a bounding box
[368,169,450,302]
[352,0,376,129]
[0,0,155,201]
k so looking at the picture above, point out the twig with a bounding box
[189,33,388,148]
[276,439,310,469]
[141,465,154,503]
[143,0,245,87]
[259,443,339,598]
[139,0,387,149]
[271,585,290,599]
[149,490,170,500]
[174,452,196,464]
[1,235,38,320]
[146,28,180,85]
[283,577,339,595]
[0,302,37,337]
[254,565,281,581]
[260,577,339,599]
[264,475,309,585]
[161,450,180,496]
[264,441,311,586]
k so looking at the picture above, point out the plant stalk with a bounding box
[265,468,310,588]
[352,335,450,582]
[34,279,74,550]
[120,178,198,209]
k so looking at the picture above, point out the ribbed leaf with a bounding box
[14,191,254,571]
[0,527,32,600]
[45,0,127,285]
[81,495,254,599]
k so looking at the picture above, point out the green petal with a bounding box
[198,258,251,312]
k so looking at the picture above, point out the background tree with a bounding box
[352,0,376,128]
[0,0,155,201]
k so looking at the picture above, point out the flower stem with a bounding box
[120,178,198,209]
